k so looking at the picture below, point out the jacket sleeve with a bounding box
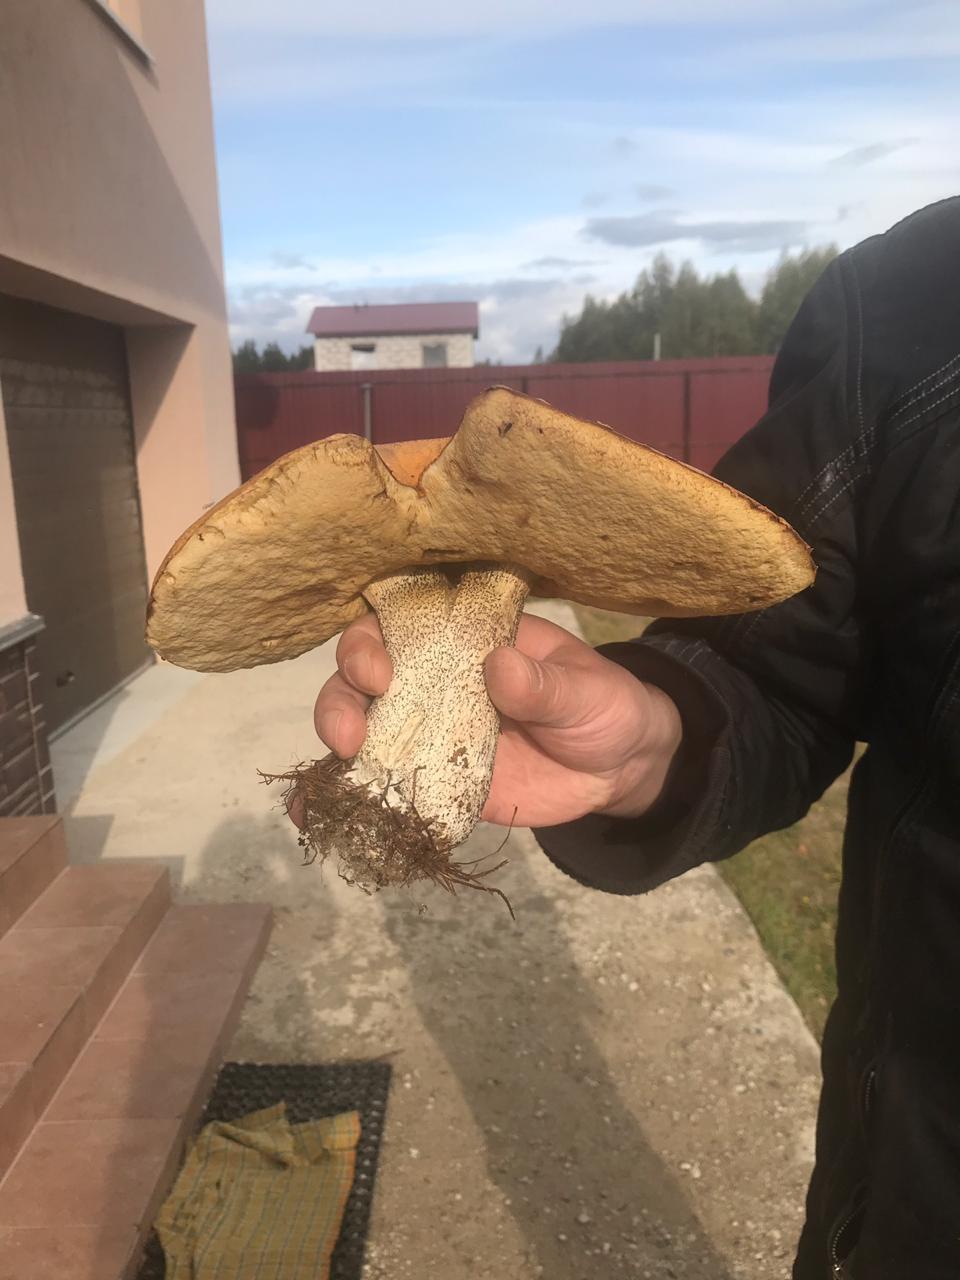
[533,253,872,894]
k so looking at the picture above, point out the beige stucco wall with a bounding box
[0,394,28,628]
[0,0,238,611]
[313,331,475,372]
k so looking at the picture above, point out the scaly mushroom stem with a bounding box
[352,563,530,838]
[283,563,530,899]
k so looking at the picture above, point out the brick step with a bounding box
[0,816,68,938]
[0,862,170,1177]
[0,902,271,1280]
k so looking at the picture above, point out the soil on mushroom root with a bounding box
[262,755,515,917]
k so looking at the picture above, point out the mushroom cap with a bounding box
[147,387,814,672]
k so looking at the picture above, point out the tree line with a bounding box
[233,340,314,372]
[232,245,837,370]
[551,246,837,363]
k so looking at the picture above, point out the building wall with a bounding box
[0,621,55,818]
[0,0,239,811]
[0,0,239,596]
[313,331,475,372]
[0,397,27,627]
[0,351,50,818]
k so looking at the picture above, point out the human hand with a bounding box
[313,611,682,829]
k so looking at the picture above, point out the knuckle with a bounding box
[537,662,568,723]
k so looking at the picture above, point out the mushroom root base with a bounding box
[265,755,515,915]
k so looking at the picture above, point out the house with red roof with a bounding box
[306,301,479,372]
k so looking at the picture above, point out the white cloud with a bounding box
[227,275,591,364]
[227,151,960,361]
[735,1,960,63]
[828,139,920,169]
[225,83,960,355]
[600,126,834,175]
[209,43,464,104]
[584,211,810,252]
[216,34,960,363]
[207,2,960,110]
[208,0,847,41]
[479,280,592,362]
[270,250,317,270]
[227,214,589,292]
[523,256,605,269]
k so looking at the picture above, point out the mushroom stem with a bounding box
[286,562,530,898]
[353,562,531,841]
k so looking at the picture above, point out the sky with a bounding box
[204,0,960,364]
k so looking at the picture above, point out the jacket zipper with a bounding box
[829,1193,865,1278]
[827,610,960,1277]
[829,1070,885,1280]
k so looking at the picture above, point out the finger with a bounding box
[336,616,392,696]
[339,611,384,643]
[286,788,305,830]
[484,647,600,729]
[512,612,591,662]
[314,672,371,757]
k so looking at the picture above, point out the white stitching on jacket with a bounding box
[804,472,861,529]
[890,365,960,430]
[788,376,960,552]
[795,262,868,519]
[796,358,960,528]
[888,351,960,421]
[798,258,865,509]
[891,377,960,434]
[855,268,866,445]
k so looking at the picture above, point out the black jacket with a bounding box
[534,197,960,1280]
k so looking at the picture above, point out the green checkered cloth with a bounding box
[155,1102,361,1280]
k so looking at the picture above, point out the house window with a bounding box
[105,0,141,30]
[422,342,448,368]
[350,343,377,371]
[86,0,151,62]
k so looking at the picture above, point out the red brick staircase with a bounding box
[0,816,271,1279]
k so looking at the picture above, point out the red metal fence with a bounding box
[234,357,775,482]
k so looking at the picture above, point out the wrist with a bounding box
[599,682,683,819]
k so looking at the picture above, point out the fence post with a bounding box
[361,382,373,442]
[682,371,691,464]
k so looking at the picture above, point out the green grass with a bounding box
[572,604,843,1040]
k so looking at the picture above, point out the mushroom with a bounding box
[147,387,814,903]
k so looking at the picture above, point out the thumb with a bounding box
[484,647,595,729]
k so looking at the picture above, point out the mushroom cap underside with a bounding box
[146,386,814,672]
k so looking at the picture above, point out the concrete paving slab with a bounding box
[51,663,204,806]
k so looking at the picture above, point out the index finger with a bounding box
[335,612,392,696]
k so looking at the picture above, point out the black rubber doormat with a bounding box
[136,1060,392,1280]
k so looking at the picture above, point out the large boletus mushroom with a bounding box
[147,387,813,901]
